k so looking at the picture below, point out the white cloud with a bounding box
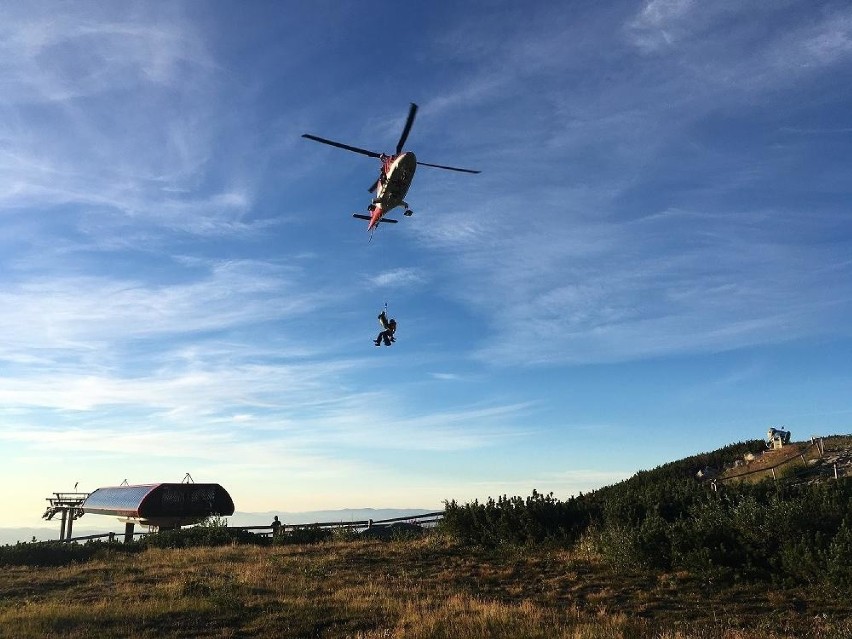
[0,3,282,243]
[429,372,462,381]
[624,3,852,91]
[397,4,852,368]
[771,11,852,70]
[0,358,352,413]
[0,389,532,476]
[0,260,322,356]
[0,5,212,103]
[369,267,425,288]
[628,0,697,51]
[421,199,852,366]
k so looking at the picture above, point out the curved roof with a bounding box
[82,483,234,526]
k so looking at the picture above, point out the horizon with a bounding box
[2,1,852,530]
[0,506,438,545]
[9,431,846,546]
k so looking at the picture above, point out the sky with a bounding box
[2,0,852,529]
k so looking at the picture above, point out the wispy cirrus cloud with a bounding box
[468,207,852,366]
[0,259,322,356]
[402,2,852,368]
[368,267,425,288]
[429,372,463,381]
[0,3,279,242]
[625,1,852,87]
[0,356,357,413]
[312,399,533,452]
[0,385,531,456]
[627,0,699,52]
[0,6,212,103]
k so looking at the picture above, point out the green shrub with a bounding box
[775,536,824,585]
[590,523,640,571]
[0,540,126,567]
[441,490,586,548]
[275,525,332,545]
[331,526,360,542]
[826,520,852,586]
[441,440,852,587]
[140,524,264,549]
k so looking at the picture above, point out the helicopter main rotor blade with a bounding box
[395,103,418,155]
[416,161,481,174]
[301,134,382,159]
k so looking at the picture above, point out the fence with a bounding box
[717,437,849,485]
[59,511,444,544]
[60,531,149,543]
[232,511,444,538]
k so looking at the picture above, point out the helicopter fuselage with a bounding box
[365,152,418,231]
[375,152,416,213]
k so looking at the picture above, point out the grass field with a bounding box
[1,535,850,638]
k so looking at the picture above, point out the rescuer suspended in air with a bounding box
[374,306,397,347]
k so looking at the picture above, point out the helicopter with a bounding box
[302,103,480,233]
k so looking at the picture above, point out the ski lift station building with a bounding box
[82,483,234,532]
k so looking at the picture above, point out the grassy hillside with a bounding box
[2,437,851,638]
[442,437,852,584]
[1,537,851,638]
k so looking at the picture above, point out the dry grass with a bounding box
[1,536,850,638]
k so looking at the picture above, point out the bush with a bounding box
[441,441,852,587]
[140,524,264,549]
[588,523,640,571]
[0,540,127,567]
[441,490,586,548]
[826,520,852,586]
[275,525,332,545]
[359,522,427,542]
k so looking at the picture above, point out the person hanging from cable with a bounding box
[374,304,397,347]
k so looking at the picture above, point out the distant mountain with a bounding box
[227,508,437,527]
[0,508,438,546]
[0,527,72,546]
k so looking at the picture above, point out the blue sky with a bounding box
[2,0,852,528]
